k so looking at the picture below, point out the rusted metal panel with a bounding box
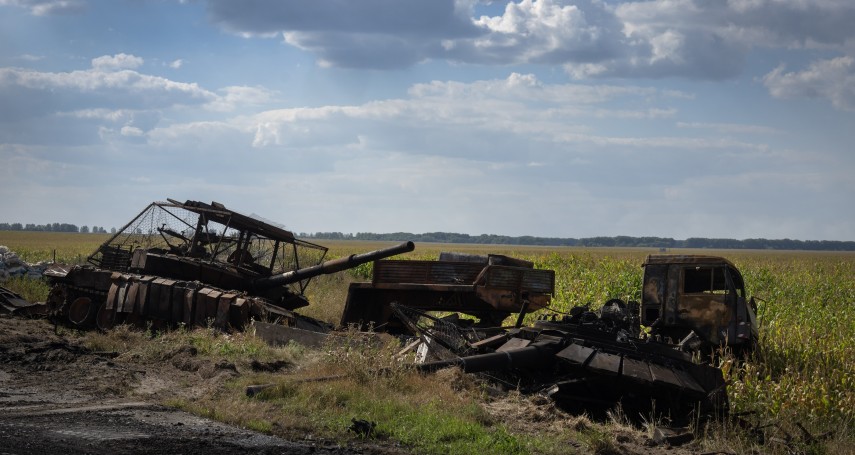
[644,255,737,268]
[105,282,119,311]
[230,297,249,328]
[587,350,622,376]
[124,279,140,314]
[0,286,31,314]
[641,264,666,325]
[116,278,131,314]
[170,281,187,323]
[475,266,553,311]
[148,279,163,317]
[649,363,684,389]
[152,279,175,319]
[204,289,223,323]
[182,282,200,326]
[556,343,595,365]
[137,276,154,315]
[372,260,485,285]
[672,368,706,395]
[478,266,554,294]
[72,267,112,291]
[621,357,653,383]
[677,294,731,345]
[664,265,680,325]
[216,292,237,327]
[195,288,214,326]
[497,337,531,352]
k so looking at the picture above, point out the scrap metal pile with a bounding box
[3,198,760,421]
[342,252,756,420]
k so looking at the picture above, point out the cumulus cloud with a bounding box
[91,53,144,71]
[763,56,855,111]
[0,65,216,112]
[203,0,855,87]
[0,55,277,145]
[120,125,144,137]
[447,0,624,65]
[0,0,86,15]
[207,0,481,69]
[206,85,278,111]
[0,54,281,118]
[229,73,764,162]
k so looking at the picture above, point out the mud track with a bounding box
[0,316,369,454]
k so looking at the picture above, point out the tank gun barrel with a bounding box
[253,241,415,290]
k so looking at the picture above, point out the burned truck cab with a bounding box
[640,255,758,352]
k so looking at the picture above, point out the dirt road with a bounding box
[0,316,361,455]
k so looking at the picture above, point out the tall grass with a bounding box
[318,242,855,446]
[4,233,853,452]
[0,231,110,263]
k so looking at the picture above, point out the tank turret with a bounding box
[42,199,414,331]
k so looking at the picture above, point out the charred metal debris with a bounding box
[10,198,761,421]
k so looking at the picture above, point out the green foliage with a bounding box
[0,231,110,263]
[5,232,853,451]
[304,231,855,251]
[1,276,51,302]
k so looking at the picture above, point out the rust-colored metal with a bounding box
[42,199,414,332]
[641,254,757,351]
[397,254,758,421]
[340,253,555,333]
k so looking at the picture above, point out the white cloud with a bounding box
[763,56,855,111]
[91,53,144,71]
[120,125,144,137]
[0,66,216,108]
[206,85,278,112]
[0,0,86,15]
[209,0,481,69]
[676,122,781,135]
[460,0,623,64]
[199,0,855,112]
[169,59,183,69]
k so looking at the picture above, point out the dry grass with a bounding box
[4,234,853,454]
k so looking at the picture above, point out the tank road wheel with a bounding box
[95,301,116,332]
[68,296,95,327]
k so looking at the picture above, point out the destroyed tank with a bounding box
[43,199,414,331]
[416,307,729,421]
[391,254,758,420]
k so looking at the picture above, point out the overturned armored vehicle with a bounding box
[376,254,758,420]
[43,199,413,331]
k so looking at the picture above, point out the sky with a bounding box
[0,0,853,241]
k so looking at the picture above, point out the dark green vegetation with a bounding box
[303,232,855,251]
[0,222,110,233]
[2,232,853,454]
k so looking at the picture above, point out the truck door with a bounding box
[675,265,732,345]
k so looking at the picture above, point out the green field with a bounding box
[2,232,853,453]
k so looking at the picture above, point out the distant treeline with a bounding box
[0,223,111,234]
[299,232,855,251]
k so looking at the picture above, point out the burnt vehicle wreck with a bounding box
[340,252,555,333]
[41,199,414,331]
[17,198,756,421]
[352,253,758,420]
